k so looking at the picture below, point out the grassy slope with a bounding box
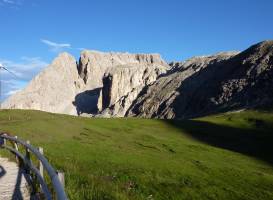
[0,109,273,200]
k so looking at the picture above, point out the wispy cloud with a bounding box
[0,56,48,101]
[41,38,87,53]
[0,0,23,6]
[0,0,39,8]
[0,56,48,80]
[2,0,15,4]
[41,39,72,52]
[6,89,21,96]
[77,48,86,51]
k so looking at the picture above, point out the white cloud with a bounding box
[0,56,48,101]
[41,39,71,52]
[2,0,15,4]
[77,48,86,51]
[41,38,86,53]
[1,0,24,7]
[5,89,21,96]
[0,57,48,80]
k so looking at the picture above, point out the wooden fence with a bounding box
[0,133,68,200]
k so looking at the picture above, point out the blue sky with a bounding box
[0,0,273,101]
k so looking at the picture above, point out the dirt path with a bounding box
[0,157,30,200]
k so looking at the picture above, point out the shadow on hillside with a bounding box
[73,88,101,115]
[166,119,273,166]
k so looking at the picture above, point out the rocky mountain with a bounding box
[127,41,273,119]
[3,40,273,119]
[99,63,167,117]
[2,53,80,115]
[2,51,168,116]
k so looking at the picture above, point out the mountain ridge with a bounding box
[2,50,168,116]
[127,40,273,118]
[2,40,273,119]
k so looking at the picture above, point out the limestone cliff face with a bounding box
[127,41,273,119]
[78,50,167,89]
[3,41,273,119]
[99,63,168,117]
[76,51,168,116]
[2,53,83,115]
[2,50,168,116]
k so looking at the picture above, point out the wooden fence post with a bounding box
[14,136,19,163]
[57,171,65,188]
[38,147,44,178]
[38,147,44,192]
[25,140,31,174]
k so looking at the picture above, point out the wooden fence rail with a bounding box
[0,133,68,200]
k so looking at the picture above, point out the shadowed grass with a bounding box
[0,109,273,200]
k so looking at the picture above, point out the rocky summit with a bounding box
[127,41,273,119]
[2,41,273,119]
[2,51,168,116]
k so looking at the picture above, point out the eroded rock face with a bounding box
[2,53,83,115]
[2,50,168,116]
[127,41,273,119]
[78,51,166,88]
[99,63,168,117]
[76,51,168,116]
[3,41,273,119]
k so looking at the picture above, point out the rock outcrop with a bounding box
[77,51,168,116]
[99,63,168,117]
[3,41,273,119]
[2,51,168,116]
[2,53,82,115]
[127,41,273,119]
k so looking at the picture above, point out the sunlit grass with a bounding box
[0,109,273,200]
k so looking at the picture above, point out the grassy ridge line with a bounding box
[0,109,273,200]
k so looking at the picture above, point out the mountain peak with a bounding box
[3,41,273,118]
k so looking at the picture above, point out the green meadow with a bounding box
[0,109,273,200]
